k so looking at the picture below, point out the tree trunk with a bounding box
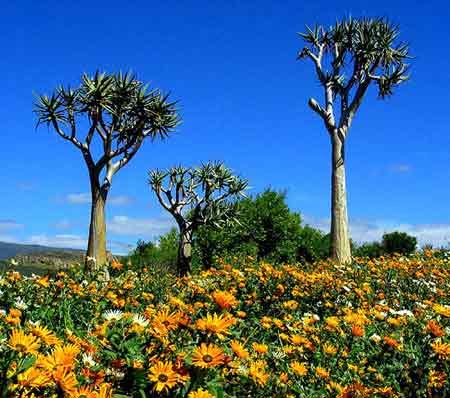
[177,228,193,276]
[330,132,352,264]
[86,182,108,274]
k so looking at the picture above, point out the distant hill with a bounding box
[0,241,83,261]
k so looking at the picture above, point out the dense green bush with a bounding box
[382,231,417,255]
[353,231,418,258]
[353,241,385,258]
[296,226,330,262]
[193,189,304,267]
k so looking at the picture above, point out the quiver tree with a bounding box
[297,17,410,264]
[149,162,248,276]
[34,71,180,272]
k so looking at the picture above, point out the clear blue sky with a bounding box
[1,0,449,252]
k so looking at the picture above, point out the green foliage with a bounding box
[194,189,304,266]
[298,17,410,100]
[353,232,417,258]
[149,162,248,230]
[382,231,417,255]
[297,226,330,262]
[126,228,179,272]
[149,162,248,275]
[353,241,385,258]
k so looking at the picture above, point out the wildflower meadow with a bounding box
[1,251,449,397]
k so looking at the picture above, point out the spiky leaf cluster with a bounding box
[149,162,248,231]
[298,17,410,99]
[34,71,180,190]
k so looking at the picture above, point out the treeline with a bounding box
[125,189,419,272]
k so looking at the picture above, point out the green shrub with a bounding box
[353,241,385,258]
[126,228,179,272]
[382,231,417,255]
[194,189,303,267]
[296,226,330,262]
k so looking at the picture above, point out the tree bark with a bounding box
[177,228,193,276]
[86,181,109,274]
[330,132,352,264]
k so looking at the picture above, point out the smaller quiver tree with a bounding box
[149,162,248,276]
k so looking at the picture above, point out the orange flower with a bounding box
[383,336,402,350]
[252,342,268,355]
[230,340,249,359]
[52,368,78,395]
[212,290,239,310]
[431,341,450,360]
[191,343,225,368]
[315,367,330,379]
[426,320,445,337]
[351,325,365,337]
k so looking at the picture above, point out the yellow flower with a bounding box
[433,304,450,317]
[30,323,60,346]
[325,316,340,330]
[290,361,308,376]
[42,343,80,372]
[323,343,338,355]
[191,343,225,368]
[195,313,236,338]
[8,329,40,356]
[148,361,179,393]
[248,360,269,386]
[188,388,214,398]
[428,369,447,388]
[17,366,52,388]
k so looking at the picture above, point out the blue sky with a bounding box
[0,0,449,252]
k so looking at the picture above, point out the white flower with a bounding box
[82,353,97,367]
[103,309,124,321]
[14,297,28,310]
[389,309,414,317]
[132,314,149,328]
[370,334,381,343]
[105,368,125,380]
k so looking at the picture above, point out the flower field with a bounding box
[1,251,449,397]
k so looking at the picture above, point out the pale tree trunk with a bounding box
[86,179,109,276]
[330,132,352,264]
[177,227,193,276]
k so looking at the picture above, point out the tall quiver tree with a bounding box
[35,72,180,272]
[297,17,410,264]
[149,162,248,276]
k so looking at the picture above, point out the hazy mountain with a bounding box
[0,241,83,261]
